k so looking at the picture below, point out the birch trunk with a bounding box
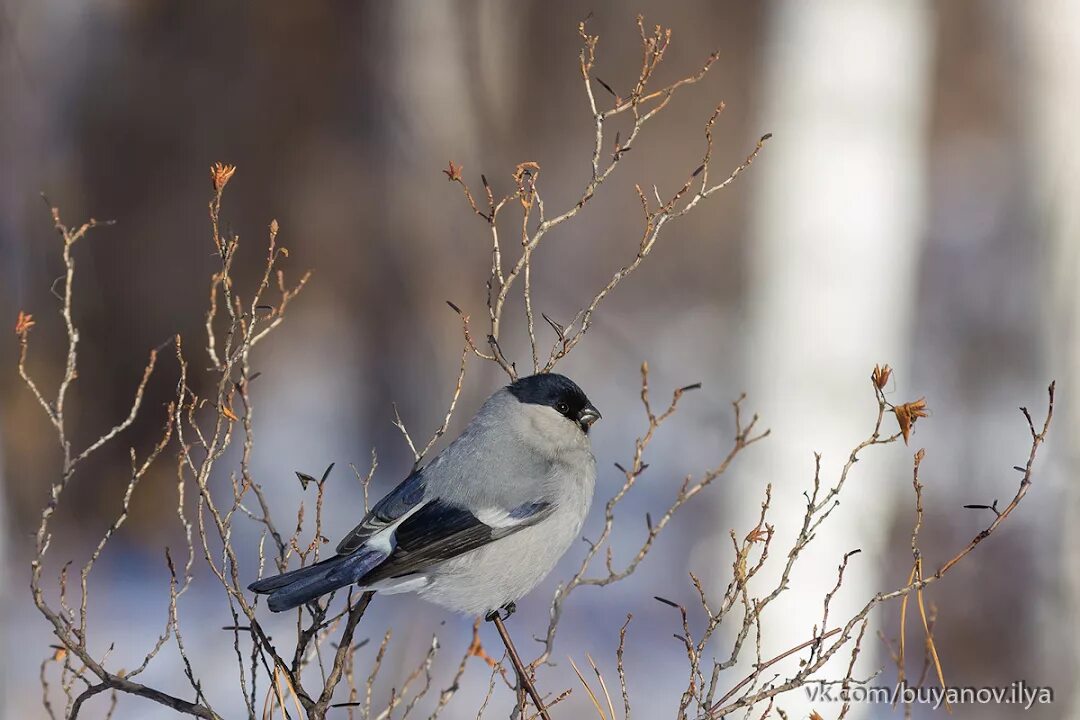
[724,1,932,713]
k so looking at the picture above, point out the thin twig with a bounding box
[491,616,552,720]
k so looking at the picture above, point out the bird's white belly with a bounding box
[417,505,585,615]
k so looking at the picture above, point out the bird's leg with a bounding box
[483,601,516,622]
[486,608,551,720]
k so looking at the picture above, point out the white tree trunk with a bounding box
[1019,1,1080,712]
[721,1,932,714]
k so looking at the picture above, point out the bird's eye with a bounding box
[555,401,570,415]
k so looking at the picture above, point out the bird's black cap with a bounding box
[507,373,600,431]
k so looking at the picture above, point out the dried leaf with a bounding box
[466,620,498,667]
[745,523,770,544]
[15,311,35,337]
[872,363,892,390]
[513,161,541,208]
[809,712,825,720]
[443,160,463,182]
[210,162,236,192]
[512,161,540,183]
[221,404,239,422]
[893,397,929,445]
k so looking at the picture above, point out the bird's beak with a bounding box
[577,405,602,432]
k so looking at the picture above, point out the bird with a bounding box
[248,372,600,618]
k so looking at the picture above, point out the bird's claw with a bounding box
[484,601,516,622]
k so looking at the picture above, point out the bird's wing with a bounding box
[359,497,555,583]
[335,469,427,555]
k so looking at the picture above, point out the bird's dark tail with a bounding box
[247,548,387,612]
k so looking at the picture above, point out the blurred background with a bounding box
[1,1,1077,718]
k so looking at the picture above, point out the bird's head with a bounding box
[506,373,601,435]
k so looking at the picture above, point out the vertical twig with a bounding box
[491,616,552,720]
